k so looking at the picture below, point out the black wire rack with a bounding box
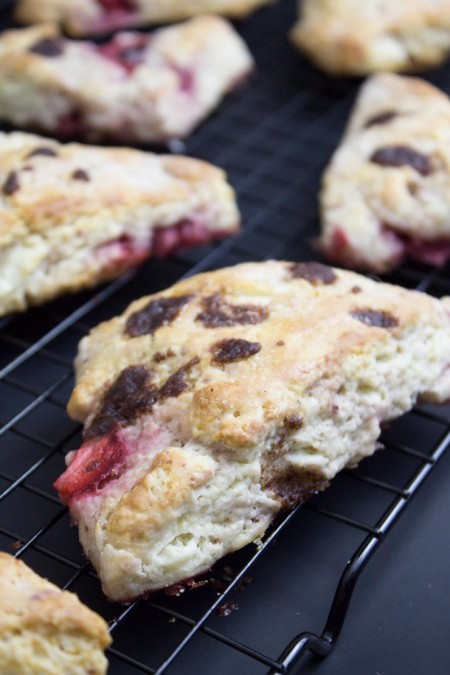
[1,1,450,673]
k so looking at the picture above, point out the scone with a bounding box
[291,0,450,75]
[0,552,111,674]
[0,18,253,143]
[16,0,276,36]
[318,74,450,273]
[54,260,450,601]
[0,131,239,316]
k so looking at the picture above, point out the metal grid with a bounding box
[1,1,450,673]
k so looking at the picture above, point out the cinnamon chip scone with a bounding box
[0,131,239,317]
[54,261,450,601]
[0,18,253,143]
[291,0,450,75]
[16,0,275,36]
[318,73,450,273]
[0,552,111,674]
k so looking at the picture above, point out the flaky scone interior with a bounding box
[0,552,111,675]
[55,261,450,601]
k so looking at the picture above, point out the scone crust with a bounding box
[56,261,450,600]
[0,19,253,142]
[319,73,450,272]
[0,552,110,674]
[16,0,275,35]
[291,0,450,75]
[0,131,239,316]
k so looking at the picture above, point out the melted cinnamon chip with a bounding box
[364,111,398,127]
[153,349,176,363]
[126,295,193,337]
[211,338,261,364]
[370,146,433,176]
[2,171,20,195]
[263,471,328,509]
[196,295,269,328]
[350,308,399,328]
[158,357,200,399]
[284,416,303,430]
[71,168,90,181]
[290,262,336,285]
[85,366,157,439]
[27,147,57,158]
[29,38,64,57]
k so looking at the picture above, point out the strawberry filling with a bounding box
[98,0,135,10]
[89,0,139,33]
[325,224,450,271]
[57,111,85,137]
[171,65,195,94]
[152,220,230,257]
[96,33,150,73]
[94,222,232,274]
[401,235,450,267]
[54,431,128,505]
[95,235,150,272]
[95,33,195,91]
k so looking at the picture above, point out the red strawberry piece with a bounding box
[54,431,128,504]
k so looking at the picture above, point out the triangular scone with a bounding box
[319,74,450,273]
[54,261,450,601]
[16,0,276,36]
[291,0,450,75]
[0,553,111,674]
[0,132,239,316]
[0,18,253,143]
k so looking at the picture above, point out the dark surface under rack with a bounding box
[1,1,450,673]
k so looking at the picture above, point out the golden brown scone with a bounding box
[0,131,239,317]
[16,0,276,36]
[0,552,111,674]
[54,261,450,601]
[319,73,450,273]
[291,0,450,75]
[0,19,253,142]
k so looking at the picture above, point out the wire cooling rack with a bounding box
[1,1,450,673]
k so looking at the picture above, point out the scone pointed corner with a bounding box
[54,261,450,601]
[0,553,111,674]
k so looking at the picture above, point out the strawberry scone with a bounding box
[291,0,450,75]
[55,261,450,601]
[319,74,450,273]
[0,18,253,143]
[16,0,276,36]
[0,131,239,316]
[0,552,111,674]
